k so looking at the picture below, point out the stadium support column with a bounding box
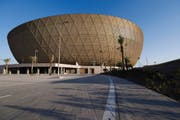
[61,67,64,74]
[77,68,80,74]
[27,69,29,74]
[76,62,80,74]
[17,69,20,75]
[37,68,40,75]
[88,68,91,74]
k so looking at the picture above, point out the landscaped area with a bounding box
[105,59,180,102]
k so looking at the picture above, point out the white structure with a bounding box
[0,63,110,75]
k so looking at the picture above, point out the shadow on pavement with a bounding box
[4,75,180,120]
[4,105,74,120]
[51,75,119,116]
[51,94,107,111]
[50,75,109,84]
[111,76,180,119]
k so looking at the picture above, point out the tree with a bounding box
[108,59,113,71]
[118,35,125,71]
[3,58,10,74]
[30,56,37,74]
[124,57,133,70]
[49,54,55,75]
[116,61,123,70]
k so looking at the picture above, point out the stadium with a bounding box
[5,14,143,74]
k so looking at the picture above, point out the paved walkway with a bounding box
[0,75,179,120]
[112,76,180,120]
[0,75,109,120]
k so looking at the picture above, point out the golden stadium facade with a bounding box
[8,14,143,67]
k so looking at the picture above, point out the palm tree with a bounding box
[116,61,123,70]
[118,35,125,71]
[124,57,132,70]
[3,58,10,74]
[30,56,37,74]
[49,54,55,75]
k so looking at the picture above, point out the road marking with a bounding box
[102,77,116,120]
[0,95,12,99]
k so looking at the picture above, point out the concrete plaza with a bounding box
[0,75,179,120]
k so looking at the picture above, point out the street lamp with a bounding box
[99,50,103,72]
[58,21,69,77]
[35,49,38,63]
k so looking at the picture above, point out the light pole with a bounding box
[99,50,103,72]
[35,49,38,63]
[58,34,61,76]
[58,21,69,77]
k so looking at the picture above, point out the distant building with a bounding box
[5,14,143,74]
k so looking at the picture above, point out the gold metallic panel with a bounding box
[8,14,143,66]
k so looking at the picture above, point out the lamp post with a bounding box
[58,35,61,76]
[58,21,69,77]
[35,49,38,63]
[99,50,103,72]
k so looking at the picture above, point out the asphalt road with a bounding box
[0,74,180,120]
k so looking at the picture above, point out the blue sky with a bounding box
[0,0,180,66]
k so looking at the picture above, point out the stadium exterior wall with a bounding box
[8,14,143,67]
